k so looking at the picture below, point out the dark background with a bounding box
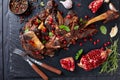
[1,0,120,80]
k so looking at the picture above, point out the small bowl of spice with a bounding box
[9,0,29,14]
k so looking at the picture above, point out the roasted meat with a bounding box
[20,0,119,59]
[64,10,79,30]
[77,49,111,71]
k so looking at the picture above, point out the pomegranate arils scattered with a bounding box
[103,41,111,47]
[42,28,47,32]
[107,41,111,45]
[93,41,97,45]
[79,42,83,46]
[48,21,52,25]
[85,15,89,19]
[77,3,81,7]
[83,38,87,42]
[49,17,53,22]
[97,39,100,43]
[104,43,107,47]
[66,14,71,18]
[63,40,67,44]
[101,47,104,50]
[64,48,69,50]
[45,36,49,40]
[35,51,40,55]
[89,38,93,42]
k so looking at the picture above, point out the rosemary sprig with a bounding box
[100,38,119,74]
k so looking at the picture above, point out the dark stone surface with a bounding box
[2,0,120,80]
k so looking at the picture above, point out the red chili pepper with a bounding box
[89,0,103,13]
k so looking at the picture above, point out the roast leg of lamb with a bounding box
[77,49,111,71]
[20,0,119,59]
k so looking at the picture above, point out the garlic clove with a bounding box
[109,3,118,12]
[110,24,118,38]
[104,0,110,3]
[60,0,73,9]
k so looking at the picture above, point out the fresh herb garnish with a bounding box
[75,49,83,60]
[49,32,54,37]
[74,25,79,30]
[80,18,83,22]
[42,40,46,44]
[37,19,41,23]
[24,28,29,33]
[40,1,45,7]
[59,25,70,32]
[100,39,119,74]
[100,25,107,35]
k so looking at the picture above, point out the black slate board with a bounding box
[8,0,120,80]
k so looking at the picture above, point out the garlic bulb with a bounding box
[60,0,73,9]
[109,3,118,12]
[110,25,118,38]
[104,0,110,3]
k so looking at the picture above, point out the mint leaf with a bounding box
[100,25,107,35]
[24,28,29,33]
[74,25,79,30]
[80,18,83,22]
[42,40,46,44]
[49,32,54,37]
[37,19,41,23]
[59,25,70,32]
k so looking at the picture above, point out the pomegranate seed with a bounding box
[107,41,111,45]
[45,36,49,40]
[66,14,71,18]
[51,25,54,28]
[79,42,83,46]
[97,39,100,43]
[42,28,47,32]
[89,38,93,42]
[104,43,107,47]
[93,41,97,45]
[85,15,89,19]
[101,47,104,50]
[49,17,53,22]
[64,48,68,50]
[48,21,52,25]
[84,38,87,42]
[35,51,40,55]
[63,40,67,44]
[77,3,81,7]
[57,35,61,38]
